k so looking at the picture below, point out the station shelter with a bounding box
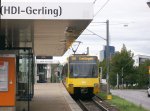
[0,0,93,111]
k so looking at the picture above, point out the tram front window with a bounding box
[69,63,98,78]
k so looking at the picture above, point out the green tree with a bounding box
[109,44,135,87]
[99,60,106,79]
[136,60,150,88]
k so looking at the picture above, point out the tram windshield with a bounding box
[69,62,98,78]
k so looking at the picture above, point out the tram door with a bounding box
[0,55,16,111]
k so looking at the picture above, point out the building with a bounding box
[99,46,115,61]
[133,55,150,66]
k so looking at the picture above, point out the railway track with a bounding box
[76,97,107,111]
[78,99,102,111]
[76,95,119,111]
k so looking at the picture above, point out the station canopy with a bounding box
[1,0,93,56]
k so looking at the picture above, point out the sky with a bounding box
[54,0,150,63]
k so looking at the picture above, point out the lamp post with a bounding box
[106,20,111,99]
[147,0,150,87]
[86,20,111,99]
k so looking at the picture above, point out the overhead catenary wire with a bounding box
[83,0,111,38]
[94,0,110,17]
[79,34,106,44]
[66,0,110,55]
[93,0,98,4]
[86,29,106,40]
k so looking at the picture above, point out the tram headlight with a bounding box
[69,84,73,87]
[94,83,99,87]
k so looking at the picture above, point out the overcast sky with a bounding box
[54,0,150,62]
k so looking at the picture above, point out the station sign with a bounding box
[1,2,93,19]
[69,56,97,63]
[36,56,53,59]
[35,59,59,64]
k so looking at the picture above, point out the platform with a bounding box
[30,83,82,111]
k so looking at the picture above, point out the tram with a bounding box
[62,54,100,96]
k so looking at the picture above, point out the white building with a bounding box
[133,55,150,66]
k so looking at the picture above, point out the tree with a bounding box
[99,44,150,89]
[136,60,150,88]
[109,44,135,87]
[99,60,106,79]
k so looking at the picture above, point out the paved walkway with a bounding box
[30,83,82,111]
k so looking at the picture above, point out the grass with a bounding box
[97,92,149,111]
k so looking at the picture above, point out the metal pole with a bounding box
[122,67,124,89]
[149,74,150,87]
[87,47,89,55]
[27,50,30,111]
[106,20,110,96]
[149,66,150,87]
[148,68,150,87]
[117,73,119,89]
[100,67,103,83]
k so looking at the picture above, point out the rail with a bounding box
[75,95,119,111]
